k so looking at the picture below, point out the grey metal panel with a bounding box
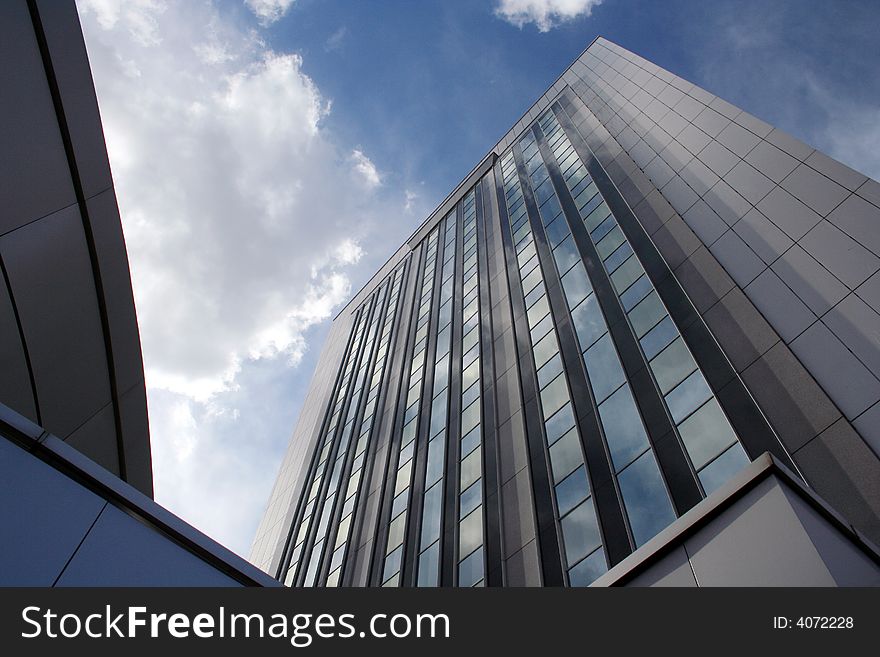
[56,504,242,587]
[0,205,113,445]
[64,402,120,477]
[501,468,536,559]
[625,545,697,587]
[779,483,880,586]
[33,0,114,199]
[0,0,76,236]
[0,271,37,422]
[118,381,152,496]
[505,539,542,586]
[684,477,836,586]
[0,435,105,586]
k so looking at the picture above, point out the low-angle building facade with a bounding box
[253,37,880,587]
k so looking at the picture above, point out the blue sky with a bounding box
[76,0,880,560]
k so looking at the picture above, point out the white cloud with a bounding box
[325,25,348,52]
[494,0,602,32]
[350,149,382,188]
[77,0,410,557]
[404,189,418,212]
[244,0,295,25]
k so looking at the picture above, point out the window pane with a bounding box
[537,353,564,389]
[666,371,714,423]
[640,315,678,360]
[460,447,482,490]
[620,275,652,311]
[527,294,550,328]
[459,546,484,587]
[698,443,750,495]
[545,403,576,445]
[533,331,558,369]
[629,292,666,338]
[584,334,625,403]
[460,480,482,519]
[598,385,650,472]
[553,235,581,275]
[678,400,738,470]
[618,451,676,547]
[459,506,483,557]
[571,294,605,351]
[416,541,439,587]
[420,482,442,548]
[426,437,447,488]
[650,337,697,394]
[544,215,570,248]
[561,500,602,564]
[561,265,592,308]
[568,549,607,587]
[383,545,403,582]
[604,241,633,274]
[461,425,481,457]
[540,373,569,418]
[591,214,616,242]
[596,225,625,259]
[387,513,406,549]
[555,466,590,516]
[549,428,582,483]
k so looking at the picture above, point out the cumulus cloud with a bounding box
[77,0,408,557]
[494,0,602,32]
[245,0,295,25]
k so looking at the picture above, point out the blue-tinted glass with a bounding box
[462,381,480,410]
[561,265,592,309]
[460,447,482,490]
[555,466,589,516]
[537,353,564,389]
[420,482,442,548]
[540,373,569,418]
[598,386,650,472]
[640,316,678,360]
[459,506,483,557]
[534,178,555,206]
[459,546,484,587]
[433,355,450,394]
[461,425,481,457]
[629,292,666,337]
[391,491,407,518]
[425,437,445,486]
[666,371,714,423]
[618,451,676,547]
[584,334,625,403]
[678,400,738,470]
[383,545,403,581]
[620,275,653,311]
[549,428,582,482]
[604,241,634,274]
[544,215,570,248]
[650,338,697,394]
[699,443,750,495]
[596,226,626,259]
[545,403,576,445]
[561,500,602,564]
[460,480,482,519]
[416,541,439,587]
[539,194,563,223]
[429,390,448,438]
[568,549,607,587]
[591,214,616,241]
[553,236,581,275]
[530,313,554,343]
[571,294,605,351]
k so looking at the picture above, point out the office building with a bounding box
[253,37,880,587]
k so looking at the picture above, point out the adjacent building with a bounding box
[0,0,276,587]
[252,37,880,586]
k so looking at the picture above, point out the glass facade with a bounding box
[266,40,848,588]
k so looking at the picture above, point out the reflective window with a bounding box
[555,466,590,516]
[561,500,602,564]
[584,334,625,403]
[598,385,650,472]
[678,400,738,470]
[650,337,697,394]
[458,546,484,587]
[617,451,675,546]
[666,371,714,424]
[699,443,749,495]
[568,549,607,587]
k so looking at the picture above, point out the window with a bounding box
[598,386,650,472]
[617,451,675,547]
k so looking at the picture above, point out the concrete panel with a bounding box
[790,321,880,420]
[742,343,840,453]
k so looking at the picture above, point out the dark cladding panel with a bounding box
[0,0,76,235]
